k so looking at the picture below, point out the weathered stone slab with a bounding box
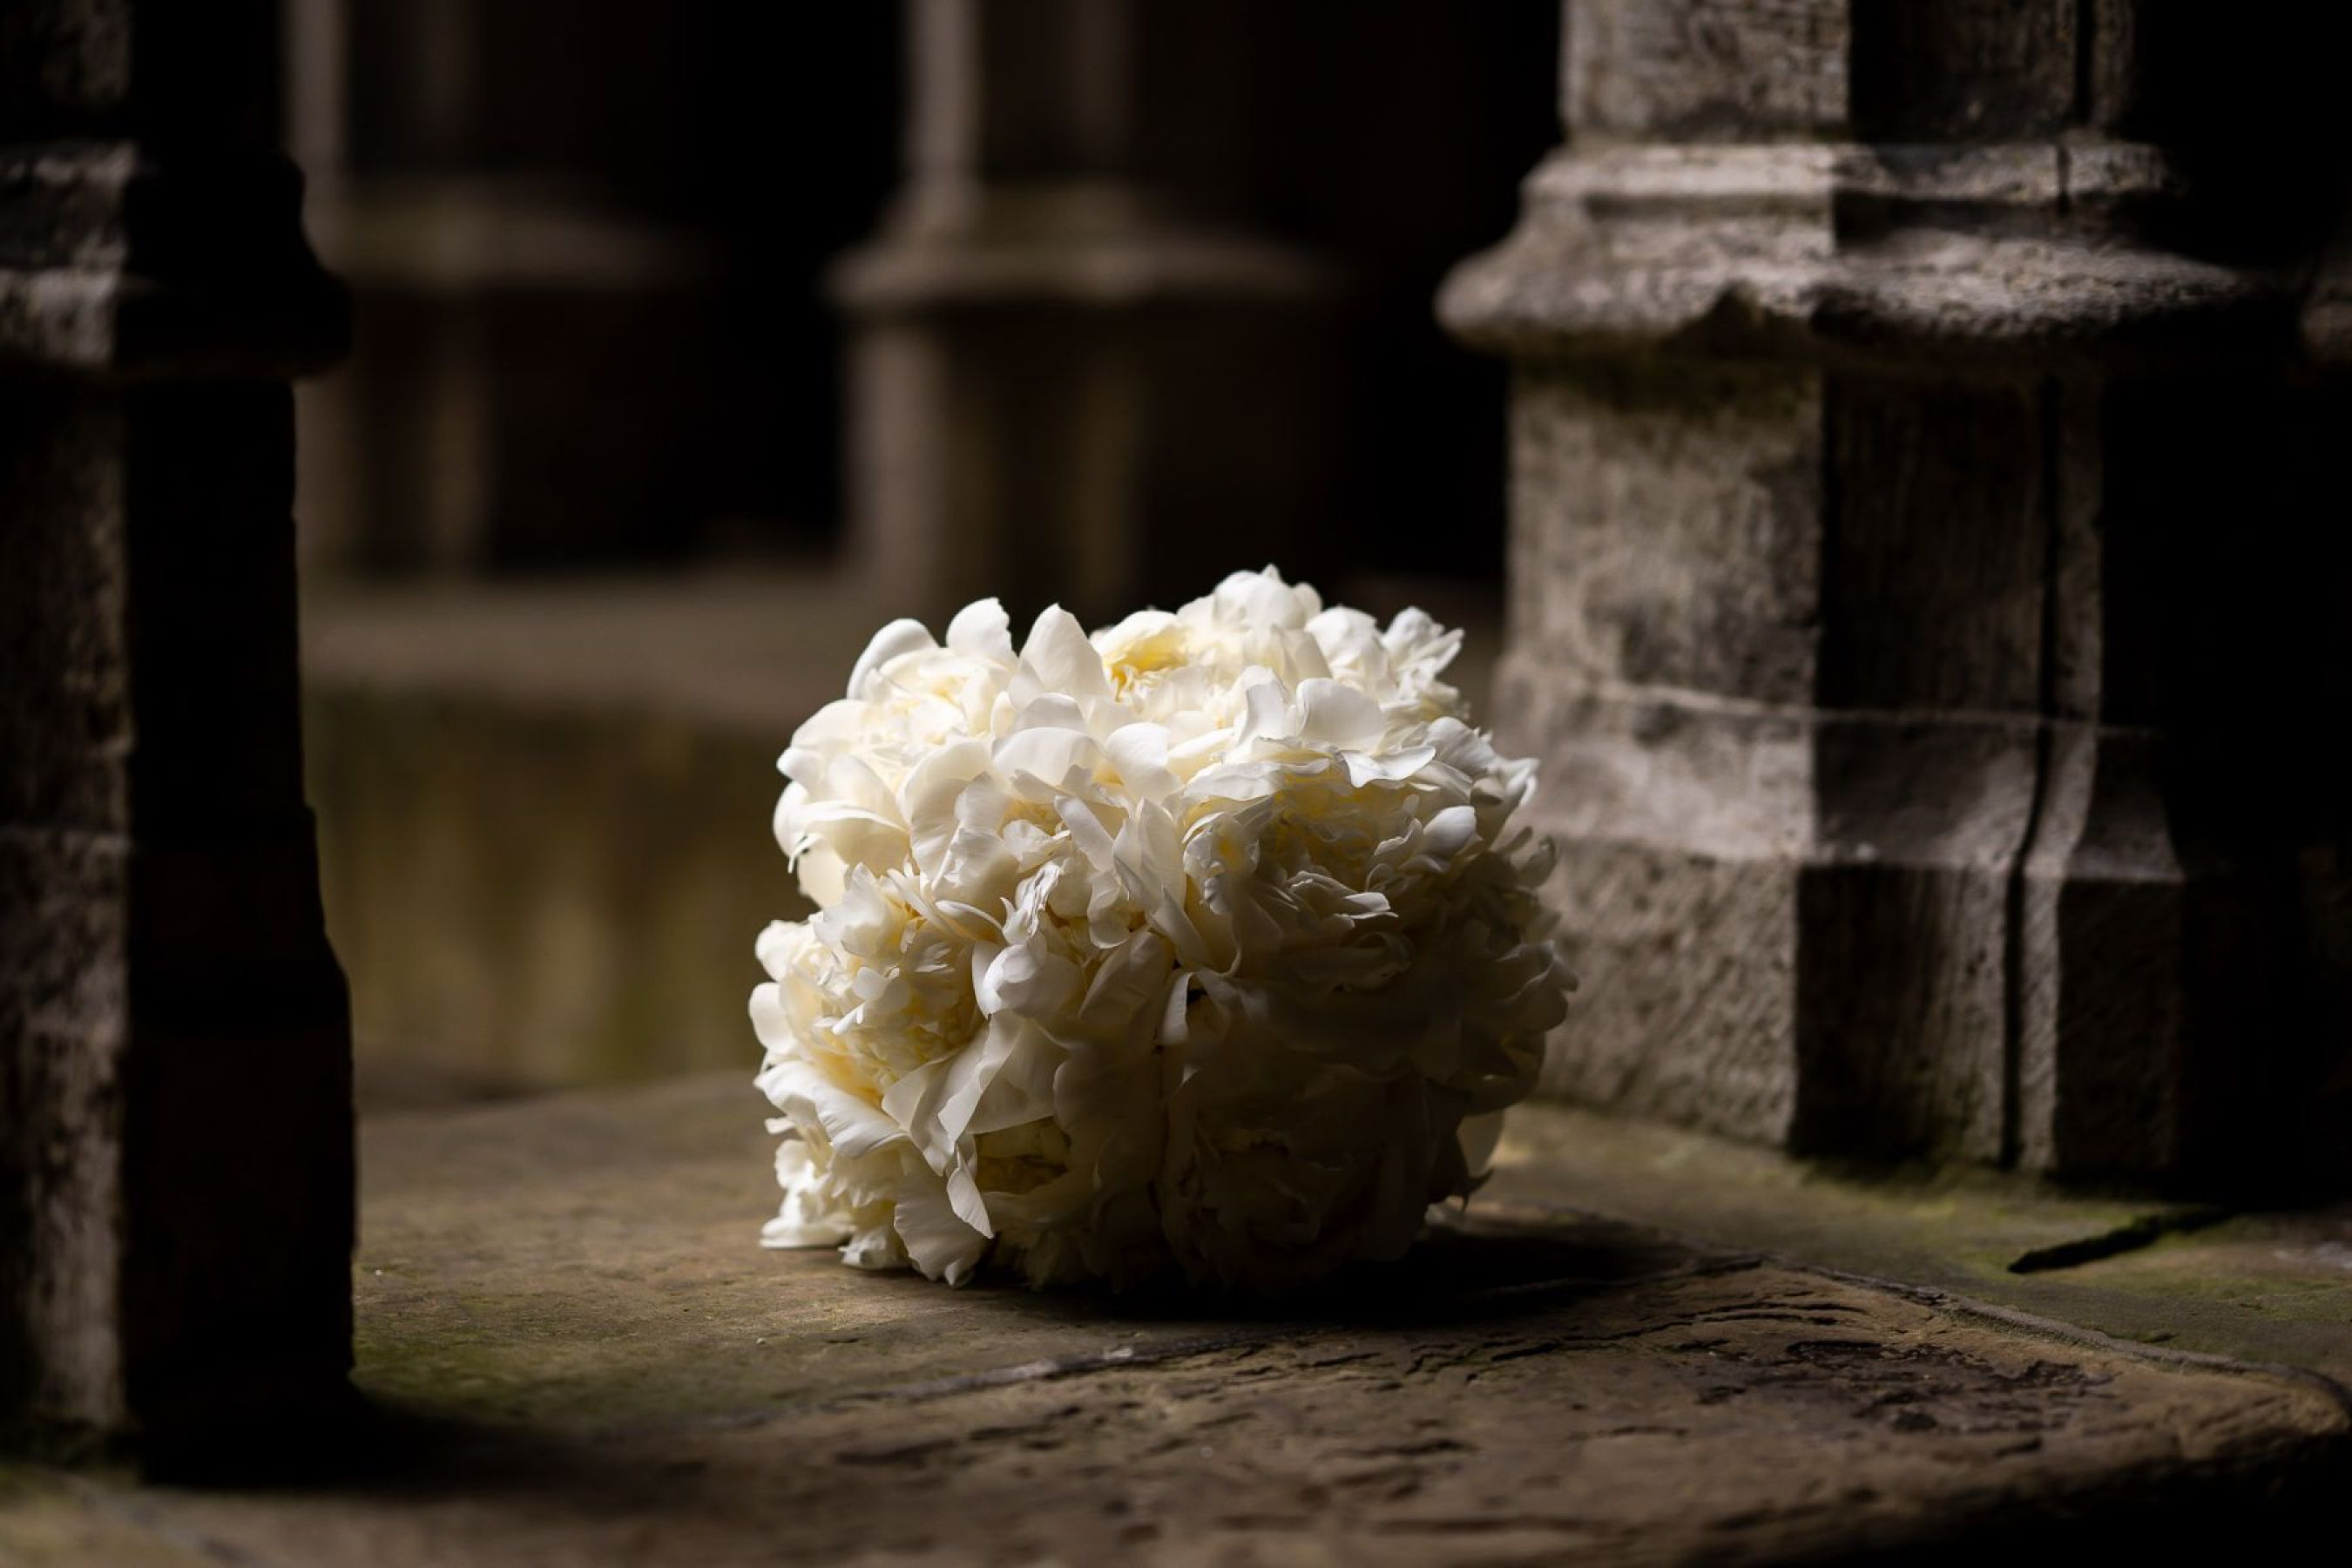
[241,1264,2339,1565]
[10,1076,2342,1565]
[1494,1098,2352,1389]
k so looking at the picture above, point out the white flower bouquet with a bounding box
[753,569,1568,1292]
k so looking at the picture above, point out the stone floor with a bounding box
[4,1076,2349,1565]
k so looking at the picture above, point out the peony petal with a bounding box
[977,941,1082,1020]
[991,726,1100,794]
[826,753,902,820]
[1011,693,1090,734]
[749,981,793,1050]
[760,1215,848,1249]
[1456,1112,1507,1178]
[761,1058,909,1162]
[1213,566,1314,630]
[945,597,1016,662]
[792,843,848,909]
[899,739,994,874]
[1056,794,1119,873]
[1294,678,1384,750]
[847,618,937,699]
[1159,969,1193,1044]
[891,1177,990,1284]
[1103,722,1179,800]
[1343,744,1437,787]
[968,1020,1063,1136]
[1422,804,1479,861]
[1074,929,1174,1041]
[944,1164,995,1239]
[934,1017,1020,1148]
[754,921,805,980]
[1016,605,1113,704]
[1236,674,1291,748]
[882,1058,952,1167]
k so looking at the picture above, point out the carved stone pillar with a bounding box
[835,0,1340,626]
[283,0,752,575]
[2,3,354,1458]
[1444,2,2352,1179]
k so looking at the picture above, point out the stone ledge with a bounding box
[1439,142,2300,371]
[5,1076,2345,1563]
[1490,1100,2352,1389]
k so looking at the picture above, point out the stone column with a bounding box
[282,0,736,575]
[2,3,355,1460]
[835,0,1340,627]
[1443,2,2352,1180]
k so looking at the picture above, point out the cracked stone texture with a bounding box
[4,1075,2347,1565]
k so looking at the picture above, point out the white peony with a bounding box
[751,568,1569,1292]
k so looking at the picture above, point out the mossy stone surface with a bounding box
[7,1078,2348,1564]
